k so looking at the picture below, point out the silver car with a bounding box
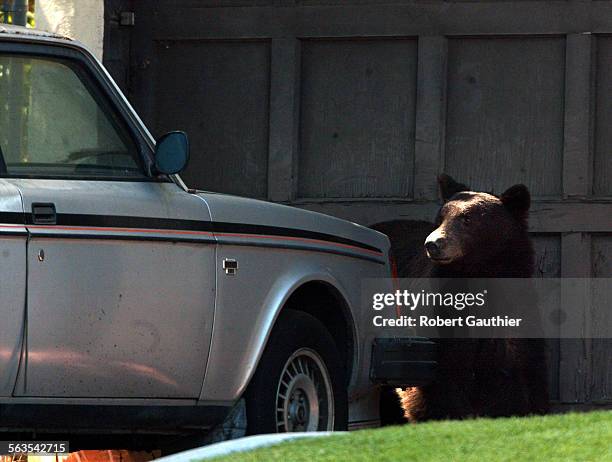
[0,25,435,437]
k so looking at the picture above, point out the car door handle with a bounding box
[31,203,57,225]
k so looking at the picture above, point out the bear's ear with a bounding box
[438,173,469,202]
[500,184,531,220]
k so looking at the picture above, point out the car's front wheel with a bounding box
[245,309,348,434]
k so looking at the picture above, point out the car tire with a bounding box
[245,309,348,434]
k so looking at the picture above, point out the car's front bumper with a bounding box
[370,337,438,387]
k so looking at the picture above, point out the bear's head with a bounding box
[424,174,531,269]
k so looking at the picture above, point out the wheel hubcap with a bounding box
[276,348,334,432]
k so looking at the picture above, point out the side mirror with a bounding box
[154,131,189,175]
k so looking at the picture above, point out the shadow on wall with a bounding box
[371,220,435,278]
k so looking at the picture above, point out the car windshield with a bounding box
[0,54,145,179]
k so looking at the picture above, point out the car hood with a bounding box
[197,191,390,258]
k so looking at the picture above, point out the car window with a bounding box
[0,54,146,179]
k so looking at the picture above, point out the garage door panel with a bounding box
[591,236,612,403]
[153,40,270,198]
[594,36,612,196]
[532,234,561,401]
[445,37,565,197]
[298,38,417,199]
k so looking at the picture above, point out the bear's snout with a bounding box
[425,228,462,264]
[425,239,444,258]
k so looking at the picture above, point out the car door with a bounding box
[0,49,216,399]
[0,180,27,398]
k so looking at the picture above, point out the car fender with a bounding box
[198,263,356,404]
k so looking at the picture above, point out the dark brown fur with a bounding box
[373,174,549,422]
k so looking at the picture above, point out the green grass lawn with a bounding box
[209,411,612,462]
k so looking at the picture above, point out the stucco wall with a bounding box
[36,0,104,60]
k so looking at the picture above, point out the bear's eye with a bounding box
[461,215,472,225]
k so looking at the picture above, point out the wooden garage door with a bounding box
[111,0,612,408]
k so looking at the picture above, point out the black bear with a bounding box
[375,174,549,422]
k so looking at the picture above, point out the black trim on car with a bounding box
[213,237,385,264]
[0,211,384,255]
[0,403,231,433]
[29,213,213,233]
[0,211,25,224]
[211,221,382,253]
